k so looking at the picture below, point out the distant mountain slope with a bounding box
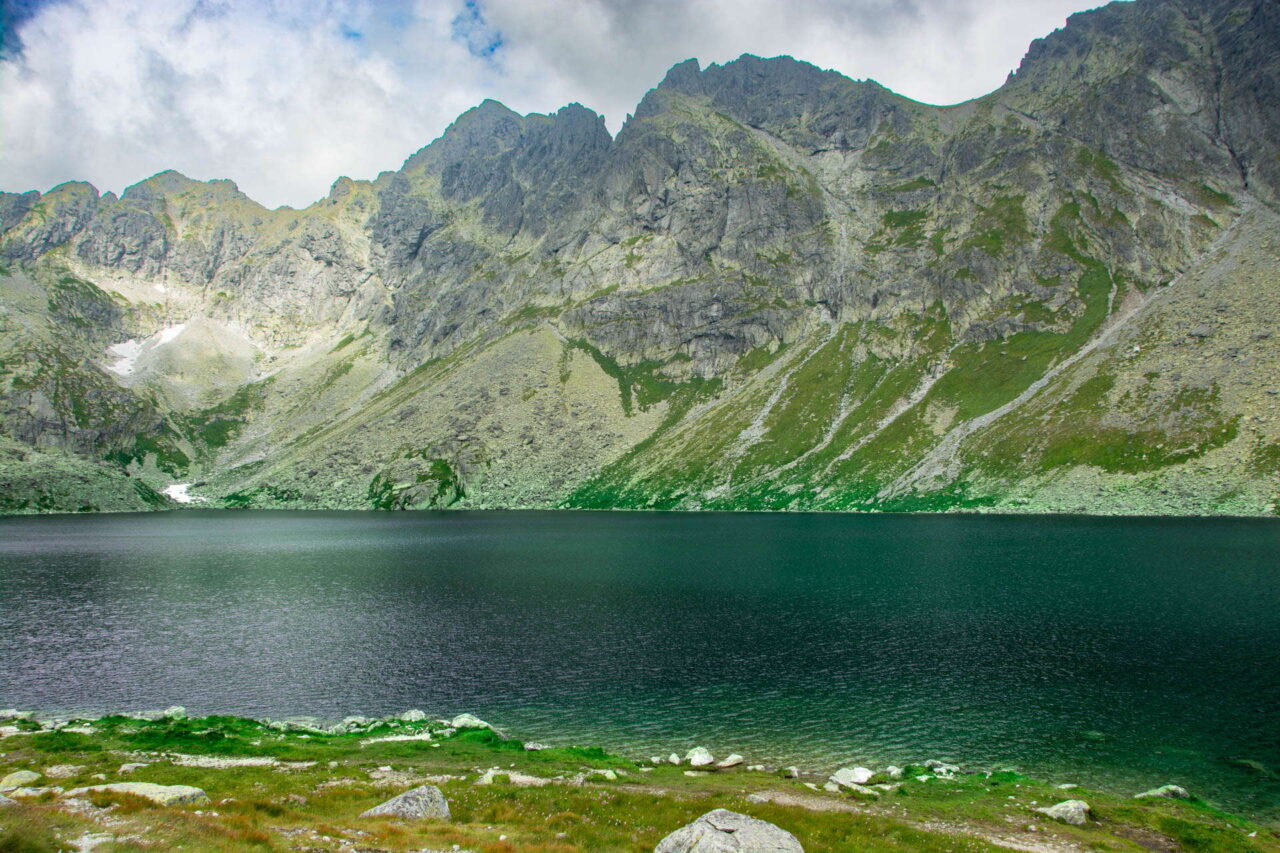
[1,0,1277,515]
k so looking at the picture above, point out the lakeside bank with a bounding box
[0,709,1274,852]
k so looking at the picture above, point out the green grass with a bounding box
[182,378,275,453]
[929,264,1111,421]
[1077,148,1124,192]
[886,177,937,193]
[567,339,718,417]
[881,209,929,248]
[1196,184,1235,209]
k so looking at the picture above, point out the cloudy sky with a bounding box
[0,0,1107,209]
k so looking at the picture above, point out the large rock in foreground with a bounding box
[360,784,450,820]
[656,809,803,852]
[65,783,208,806]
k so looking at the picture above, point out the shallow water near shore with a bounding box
[2,509,1279,820]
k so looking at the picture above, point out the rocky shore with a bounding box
[0,708,1273,852]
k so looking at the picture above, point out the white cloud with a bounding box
[0,0,1108,209]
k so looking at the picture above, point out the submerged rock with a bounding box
[1135,784,1190,800]
[655,808,803,852]
[66,783,208,806]
[1036,800,1091,826]
[359,784,450,820]
[0,770,41,790]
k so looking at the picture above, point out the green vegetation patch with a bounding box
[568,338,719,417]
[962,195,1027,257]
[183,378,275,452]
[929,264,1111,421]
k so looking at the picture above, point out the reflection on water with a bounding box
[1,510,1279,819]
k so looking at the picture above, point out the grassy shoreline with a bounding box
[1,711,1275,853]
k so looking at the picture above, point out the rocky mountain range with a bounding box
[1,0,1277,515]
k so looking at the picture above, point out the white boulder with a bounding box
[829,767,874,788]
[449,713,492,731]
[0,770,41,790]
[655,808,803,852]
[1135,784,1189,800]
[360,784,450,820]
[66,783,208,806]
[686,747,715,767]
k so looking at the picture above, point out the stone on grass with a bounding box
[1035,800,1091,826]
[399,709,428,722]
[686,747,715,767]
[0,770,41,790]
[44,765,84,779]
[475,768,551,787]
[66,783,208,806]
[669,753,682,765]
[717,754,744,769]
[0,794,15,808]
[359,784,450,820]
[1135,785,1189,800]
[782,767,800,778]
[162,706,186,719]
[885,766,904,779]
[829,767,873,787]
[655,808,803,853]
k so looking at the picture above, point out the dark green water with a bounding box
[1,510,1278,819]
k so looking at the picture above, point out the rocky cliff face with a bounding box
[1,0,1277,515]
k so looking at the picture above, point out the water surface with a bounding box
[1,510,1278,819]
